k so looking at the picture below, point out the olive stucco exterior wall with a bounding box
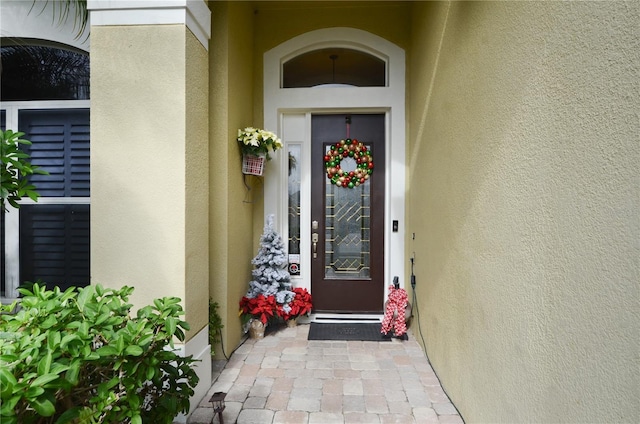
[91,21,211,414]
[407,2,639,423]
[91,25,209,338]
[208,0,258,357]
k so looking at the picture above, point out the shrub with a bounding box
[208,300,223,356]
[1,129,48,211]
[0,283,199,424]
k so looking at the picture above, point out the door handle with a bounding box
[312,232,319,258]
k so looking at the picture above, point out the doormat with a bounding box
[307,322,390,341]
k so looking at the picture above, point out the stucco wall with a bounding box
[91,24,209,337]
[209,1,257,355]
[408,1,639,422]
[184,28,210,337]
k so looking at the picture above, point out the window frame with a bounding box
[1,100,90,302]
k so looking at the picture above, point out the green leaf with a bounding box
[128,393,141,410]
[76,285,94,313]
[65,360,80,385]
[96,346,118,357]
[116,335,125,354]
[0,368,16,397]
[78,321,89,338]
[145,366,156,380]
[124,345,143,357]
[165,317,177,336]
[47,332,61,350]
[40,315,57,330]
[54,407,80,424]
[0,395,20,416]
[25,386,45,398]
[60,333,79,349]
[130,413,142,424]
[37,350,53,375]
[31,373,59,387]
[95,312,110,326]
[49,362,69,375]
[137,333,154,347]
[30,392,56,417]
[0,416,17,424]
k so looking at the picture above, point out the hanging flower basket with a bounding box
[242,154,265,176]
[237,127,283,176]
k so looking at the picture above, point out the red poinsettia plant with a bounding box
[283,287,313,320]
[239,294,277,324]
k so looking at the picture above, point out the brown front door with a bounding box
[311,114,385,313]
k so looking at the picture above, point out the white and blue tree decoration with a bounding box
[244,215,294,318]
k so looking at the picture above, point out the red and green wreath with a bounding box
[324,138,374,188]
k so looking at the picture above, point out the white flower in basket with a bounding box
[237,127,283,176]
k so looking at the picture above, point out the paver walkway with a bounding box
[188,324,463,424]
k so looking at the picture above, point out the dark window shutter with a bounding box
[19,109,90,197]
[20,204,90,291]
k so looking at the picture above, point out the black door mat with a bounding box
[307,322,390,341]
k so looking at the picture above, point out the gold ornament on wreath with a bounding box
[324,139,374,188]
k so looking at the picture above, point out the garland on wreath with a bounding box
[323,138,374,188]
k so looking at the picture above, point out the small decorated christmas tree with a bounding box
[240,215,294,327]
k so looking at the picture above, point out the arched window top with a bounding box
[1,39,90,101]
[282,47,386,88]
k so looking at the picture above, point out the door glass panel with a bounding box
[324,146,371,279]
[287,145,301,275]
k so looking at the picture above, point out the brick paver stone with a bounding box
[187,325,462,424]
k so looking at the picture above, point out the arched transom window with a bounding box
[282,48,386,88]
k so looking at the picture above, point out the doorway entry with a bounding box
[263,28,406,316]
[311,114,385,312]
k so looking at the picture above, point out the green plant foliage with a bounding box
[0,283,199,423]
[1,129,48,211]
[30,0,88,39]
[208,300,224,356]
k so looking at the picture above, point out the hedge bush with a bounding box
[0,284,199,423]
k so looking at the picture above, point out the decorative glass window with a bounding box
[282,48,386,88]
[287,145,301,276]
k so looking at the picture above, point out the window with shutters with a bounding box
[1,40,90,300]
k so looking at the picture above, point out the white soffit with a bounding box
[87,0,211,50]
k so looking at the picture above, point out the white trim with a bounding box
[3,207,20,301]
[172,325,211,423]
[87,0,211,50]
[0,100,91,110]
[264,28,406,309]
